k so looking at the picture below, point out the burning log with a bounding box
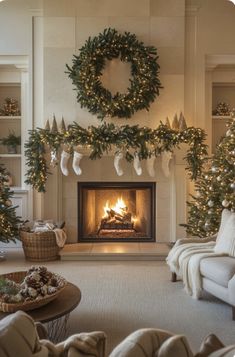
[99,200,134,232]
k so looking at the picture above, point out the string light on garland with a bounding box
[66,28,162,120]
[24,119,208,192]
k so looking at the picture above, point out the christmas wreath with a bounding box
[66,28,162,119]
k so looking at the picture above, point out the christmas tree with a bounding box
[183,117,235,237]
[0,163,21,243]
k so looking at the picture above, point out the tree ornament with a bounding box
[146,156,156,177]
[172,114,179,131]
[114,152,124,176]
[164,117,171,129]
[211,166,218,173]
[60,117,66,133]
[133,153,142,176]
[161,150,172,177]
[222,199,229,207]
[178,112,187,131]
[207,200,214,207]
[204,221,211,230]
[45,119,50,131]
[72,151,83,176]
[226,129,232,137]
[66,28,162,119]
[51,115,58,133]
[60,150,70,176]
[230,182,235,190]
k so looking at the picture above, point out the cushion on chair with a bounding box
[214,212,235,257]
[0,311,46,357]
[216,209,232,243]
[208,345,235,357]
[157,335,193,357]
[109,328,174,357]
[200,256,235,287]
[194,334,224,357]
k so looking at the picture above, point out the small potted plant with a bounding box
[1,131,21,154]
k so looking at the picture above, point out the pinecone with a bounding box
[24,276,41,290]
[50,277,58,287]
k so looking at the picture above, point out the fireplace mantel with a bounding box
[42,149,188,244]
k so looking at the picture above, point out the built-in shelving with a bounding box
[212,83,235,153]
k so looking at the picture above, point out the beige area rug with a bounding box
[1,248,235,355]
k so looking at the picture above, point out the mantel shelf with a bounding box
[0,116,21,120]
[0,153,21,158]
[212,115,231,119]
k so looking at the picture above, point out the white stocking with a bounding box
[161,151,172,177]
[133,153,142,176]
[146,156,156,177]
[114,152,124,176]
[72,151,83,175]
[60,150,70,176]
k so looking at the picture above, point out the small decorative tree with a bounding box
[183,116,235,237]
[0,163,21,243]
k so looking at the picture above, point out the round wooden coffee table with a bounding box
[0,283,81,342]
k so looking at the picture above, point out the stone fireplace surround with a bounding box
[57,148,188,244]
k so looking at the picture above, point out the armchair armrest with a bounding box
[174,234,217,248]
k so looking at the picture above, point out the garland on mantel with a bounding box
[24,122,208,193]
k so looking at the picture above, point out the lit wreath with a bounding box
[66,28,162,119]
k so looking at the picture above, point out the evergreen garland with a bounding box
[66,28,162,119]
[24,122,208,192]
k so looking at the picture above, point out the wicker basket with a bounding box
[20,231,60,262]
[0,271,67,312]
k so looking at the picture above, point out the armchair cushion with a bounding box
[200,256,235,287]
[208,345,235,357]
[214,212,235,257]
[157,335,193,357]
[0,311,46,357]
[109,328,174,357]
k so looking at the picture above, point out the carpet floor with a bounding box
[1,249,235,355]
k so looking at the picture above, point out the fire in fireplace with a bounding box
[77,182,156,242]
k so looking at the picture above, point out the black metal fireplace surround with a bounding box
[77,182,156,242]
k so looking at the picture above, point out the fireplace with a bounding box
[77,182,156,242]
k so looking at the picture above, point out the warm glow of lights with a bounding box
[103,197,127,217]
[228,0,235,4]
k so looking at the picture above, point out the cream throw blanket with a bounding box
[166,242,227,299]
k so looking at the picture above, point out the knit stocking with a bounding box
[60,150,70,176]
[72,151,83,176]
[114,152,124,176]
[146,156,156,177]
[161,151,172,177]
[133,153,142,176]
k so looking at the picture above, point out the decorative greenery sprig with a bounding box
[66,28,162,119]
[24,122,208,192]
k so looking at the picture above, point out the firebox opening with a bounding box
[78,182,156,242]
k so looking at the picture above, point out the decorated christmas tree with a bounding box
[0,163,21,243]
[183,117,235,237]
